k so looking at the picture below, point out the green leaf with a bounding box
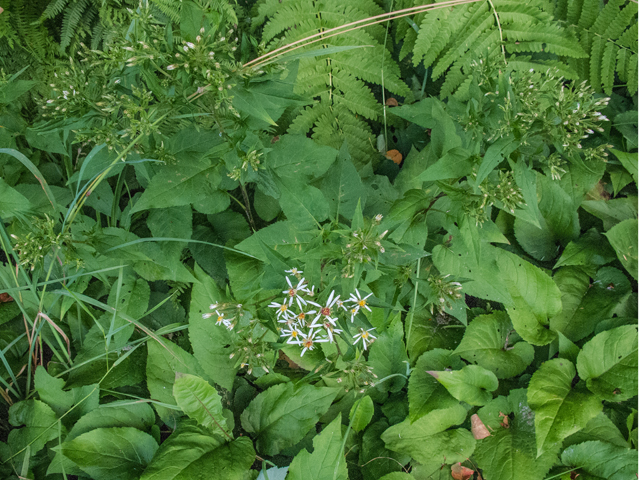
[475,137,518,188]
[551,267,631,341]
[188,265,237,391]
[610,149,638,185]
[67,401,156,441]
[61,427,158,480]
[7,400,59,463]
[381,404,476,466]
[561,441,638,480]
[320,142,367,221]
[496,249,561,345]
[536,173,580,243]
[173,373,230,437]
[563,413,629,449]
[428,365,498,406]
[369,320,409,393]
[34,366,73,417]
[269,135,337,179]
[581,196,637,231]
[240,383,339,455]
[277,178,329,229]
[555,228,617,268]
[360,420,410,480]
[604,218,638,280]
[527,358,603,456]
[514,215,558,262]
[408,349,463,422]
[131,162,227,213]
[416,147,473,182]
[475,389,557,480]
[454,311,534,379]
[378,474,416,480]
[146,339,206,428]
[405,308,464,363]
[350,396,374,433]
[0,178,31,218]
[141,424,255,480]
[287,414,348,480]
[576,325,638,401]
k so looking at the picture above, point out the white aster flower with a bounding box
[348,289,373,312]
[298,330,329,356]
[352,327,377,350]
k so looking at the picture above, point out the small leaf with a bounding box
[173,373,230,437]
[471,414,491,440]
[604,218,638,280]
[350,396,374,433]
[528,359,602,456]
[451,463,474,480]
[576,325,638,401]
[428,365,499,406]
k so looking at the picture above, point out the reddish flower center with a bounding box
[288,288,297,297]
[321,307,331,316]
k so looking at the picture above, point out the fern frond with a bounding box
[60,0,90,50]
[557,0,637,94]
[42,0,70,19]
[627,53,637,95]
[149,0,181,23]
[410,0,586,97]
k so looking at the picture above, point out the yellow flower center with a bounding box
[288,288,296,297]
[362,331,369,339]
[358,299,367,307]
[279,304,287,312]
[303,339,313,348]
[291,330,298,337]
[217,316,224,322]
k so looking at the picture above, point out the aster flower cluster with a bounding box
[341,214,388,278]
[259,269,378,356]
[428,273,463,314]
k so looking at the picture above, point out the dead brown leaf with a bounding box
[471,414,491,439]
[385,97,398,107]
[451,462,474,480]
[385,149,402,165]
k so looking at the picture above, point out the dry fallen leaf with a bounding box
[471,413,491,439]
[499,411,510,428]
[451,462,474,480]
[385,97,398,107]
[0,293,13,303]
[385,149,402,165]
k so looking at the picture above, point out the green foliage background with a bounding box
[0,0,637,479]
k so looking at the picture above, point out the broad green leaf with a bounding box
[240,383,339,455]
[428,365,498,406]
[67,401,156,441]
[61,427,158,480]
[146,338,205,428]
[581,196,637,231]
[405,308,464,363]
[408,349,463,421]
[514,215,558,261]
[360,420,410,480]
[557,332,581,364]
[563,412,629,449]
[551,266,631,341]
[611,149,638,185]
[350,396,374,433]
[268,135,337,179]
[188,265,237,391]
[132,162,228,213]
[173,373,230,436]
[0,177,31,218]
[576,325,638,401]
[254,188,281,222]
[378,474,416,480]
[394,146,431,195]
[141,424,254,480]
[287,414,348,480]
[319,142,366,221]
[417,147,473,182]
[277,178,329,229]
[7,400,59,463]
[511,157,542,228]
[475,137,518,188]
[554,229,617,268]
[34,366,73,417]
[475,389,557,480]
[561,440,638,480]
[454,311,534,379]
[381,405,475,466]
[496,249,561,345]
[370,320,409,393]
[604,218,638,280]
[235,221,315,262]
[527,358,602,456]
[536,173,580,243]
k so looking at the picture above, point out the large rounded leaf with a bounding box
[454,312,534,379]
[576,325,638,401]
[428,365,499,406]
[561,440,638,480]
[527,359,602,456]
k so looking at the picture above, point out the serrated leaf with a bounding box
[173,373,230,437]
[277,178,329,230]
[428,365,499,406]
[240,383,339,455]
[563,412,629,449]
[555,229,617,268]
[610,149,638,185]
[141,423,255,480]
[561,440,638,480]
[417,147,474,182]
[320,142,367,221]
[269,135,337,179]
[370,320,409,393]
[350,396,374,433]
[475,389,557,480]
[0,178,31,218]
[61,427,158,480]
[7,400,59,463]
[381,404,476,466]
[66,401,155,441]
[287,414,348,480]
[527,358,602,456]
[188,265,237,391]
[604,218,638,280]
[576,325,638,401]
[455,311,534,379]
[408,349,463,421]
